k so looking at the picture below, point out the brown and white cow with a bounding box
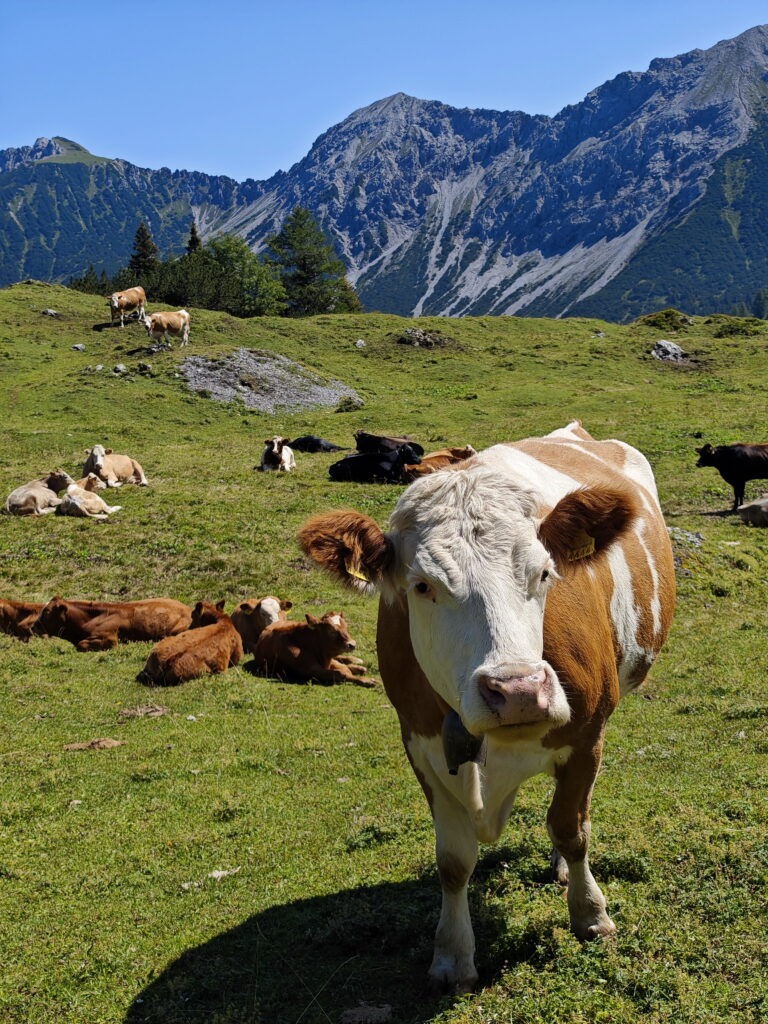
[82,445,148,487]
[0,599,45,640]
[33,597,193,651]
[140,310,190,347]
[259,437,296,472]
[231,596,293,654]
[402,445,477,482]
[56,482,122,520]
[109,286,146,327]
[299,420,675,990]
[250,611,377,686]
[3,471,75,515]
[74,472,107,491]
[138,600,243,685]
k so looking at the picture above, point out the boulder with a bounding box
[652,340,688,363]
[738,495,768,526]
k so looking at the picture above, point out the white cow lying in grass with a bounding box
[56,483,122,520]
[3,471,74,515]
[82,445,148,488]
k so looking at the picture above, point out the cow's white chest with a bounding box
[407,733,572,845]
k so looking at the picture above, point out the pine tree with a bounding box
[187,220,202,254]
[128,221,159,279]
[69,264,100,294]
[266,207,361,316]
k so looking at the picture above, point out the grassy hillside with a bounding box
[1,283,767,1024]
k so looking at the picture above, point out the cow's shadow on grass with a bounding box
[124,844,557,1024]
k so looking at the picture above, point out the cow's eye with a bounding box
[413,581,433,598]
[541,569,550,583]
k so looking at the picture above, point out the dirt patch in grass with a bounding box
[182,348,361,413]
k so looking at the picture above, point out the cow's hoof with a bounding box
[550,848,569,885]
[572,914,616,941]
[428,960,478,994]
[355,677,379,688]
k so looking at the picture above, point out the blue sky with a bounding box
[1,1,766,181]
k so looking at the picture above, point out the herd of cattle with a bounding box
[0,593,376,687]
[260,429,478,484]
[109,286,190,345]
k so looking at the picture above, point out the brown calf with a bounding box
[138,600,243,685]
[141,310,190,347]
[250,611,376,686]
[231,596,293,654]
[0,599,45,640]
[109,286,146,327]
[33,597,193,651]
[402,445,477,481]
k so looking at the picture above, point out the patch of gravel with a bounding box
[181,348,361,413]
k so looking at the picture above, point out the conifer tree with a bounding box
[187,220,202,254]
[266,207,361,316]
[128,221,159,279]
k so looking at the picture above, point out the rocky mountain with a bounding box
[2,24,768,320]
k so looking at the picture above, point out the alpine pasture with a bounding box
[1,282,767,1024]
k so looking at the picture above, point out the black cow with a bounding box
[329,444,422,484]
[354,430,425,457]
[287,435,349,453]
[695,442,768,510]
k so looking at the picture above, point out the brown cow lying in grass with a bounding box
[75,472,107,491]
[3,471,74,515]
[250,611,377,686]
[83,445,148,487]
[33,597,193,651]
[138,600,242,686]
[231,596,293,654]
[0,599,44,640]
[402,445,477,482]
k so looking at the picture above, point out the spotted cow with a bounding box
[299,420,675,990]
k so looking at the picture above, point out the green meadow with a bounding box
[1,282,767,1024]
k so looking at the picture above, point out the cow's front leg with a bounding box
[547,741,615,940]
[429,782,479,992]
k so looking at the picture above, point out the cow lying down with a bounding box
[0,599,44,640]
[138,600,242,686]
[56,483,122,520]
[83,445,148,487]
[258,437,296,472]
[299,420,676,990]
[4,471,74,515]
[249,611,377,686]
[33,597,193,651]
[231,595,293,654]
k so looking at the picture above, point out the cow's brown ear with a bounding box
[280,599,293,610]
[215,599,226,611]
[239,601,254,612]
[193,601,204,614]
[84,448,91,455]
[538,486,637,569]
[305,613,321,627]
[263,439,271,445]
[298,509,393,595]
[105,448,113,455]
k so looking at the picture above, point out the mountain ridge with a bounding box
[2,24,768,320]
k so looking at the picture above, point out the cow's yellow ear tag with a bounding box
[345,556,371,582]
[566,528,595,561]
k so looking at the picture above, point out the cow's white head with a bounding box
[85,444,111,470]
[299,466,635,740]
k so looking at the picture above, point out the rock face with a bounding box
[2,26,768,320]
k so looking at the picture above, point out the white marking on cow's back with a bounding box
[475,444,580,506]
[407,732,573,845]
[633,519,661,634]
[607,542,655,693]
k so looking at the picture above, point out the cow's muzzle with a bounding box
[474,664,553,726]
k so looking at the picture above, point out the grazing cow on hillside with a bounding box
[231,596,293,654]
[56,482,122,520]
[138,600,242,685]
[33,597,193,651]
[250,611,377,686]
[140,310,190,347]
[299,419,675,990]
[82,445,148,487]
[259,437,296,472]
[3,471,74,516]
[402,445,477,482]
[354,430,424,457]
[695,442,768,510]
[287,435,349,453]
[109,287,146,327]
[329,443,422,484]
[0,599,44,640]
